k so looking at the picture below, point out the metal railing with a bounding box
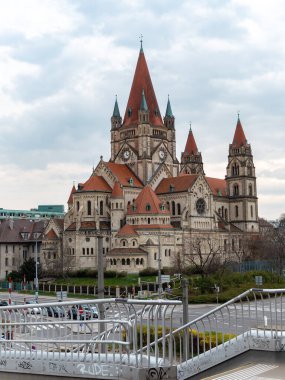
[138,288,285,379]
[0,289,284,379]
[0,298,181,378]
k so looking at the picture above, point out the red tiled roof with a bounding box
[111,181,124,198]
[65,221,97,231]
[205,177,227,196]
[45,228,57,239]
[108,248,148,255]
[232,118,247,147]
[128,185,169,215]
[156,174,198,194]
[68,185,76,204]
[116,224,138,236]
[183,128,198,155]
[82,175,112,192]
[105,162,143,187]
[123,49,163,127]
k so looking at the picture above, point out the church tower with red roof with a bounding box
[110,42,179,184]
[180,126,204,175]
[226,116,259,232]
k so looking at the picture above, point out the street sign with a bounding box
[56,291,67,300]
[255,276,263,286]
[156,275,171,284]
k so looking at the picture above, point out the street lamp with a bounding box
[35,236,39,303]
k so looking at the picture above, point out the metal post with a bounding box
[97,235,104,299]
[35,239,38,303]
[97,235,105,353]
[158,234,162,299]
[182,278,189,361]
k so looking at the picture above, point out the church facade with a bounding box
[43,44,259,274]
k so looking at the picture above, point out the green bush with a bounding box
[104,271,117,278]
[139,267,158,277]
[116,271,127,278]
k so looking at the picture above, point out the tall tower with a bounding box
[180,126,204,174]
[226,116,259,232]
[110,43,179,183]
[110,96,122,161]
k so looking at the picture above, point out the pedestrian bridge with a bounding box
[0,288,284,379]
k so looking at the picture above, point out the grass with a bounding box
[53,275,156,287]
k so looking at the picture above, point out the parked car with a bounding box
[45,306,65,318]
[25,301,41,315]
[0,300,8,307]
[90,306,99,319]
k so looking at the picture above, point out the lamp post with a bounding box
[158,233,162,299]
[35,237,38,303]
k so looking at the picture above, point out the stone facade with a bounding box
[53,45,259,274]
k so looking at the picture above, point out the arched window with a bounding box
[148,218,150,224]
[233,184,239,196]
[165,249,167,257]
[113,259,116,265]
[100,200,104,215]
[126,258,130,265]
[235,205,239,217]
[132,240,136,247]
[146,203,151,211]
[76,201,80,211]
[136,258,140,265]
[251,205,254,218]
[122,240,126,247]
[172,201,175,215]
[87,200,92,216]
[168,249,171,256]
[140,258,144,265]
[247,166,252,176]
[122,259,125,265]
[110,259,113,265]
[154,252,157,260]
[177,203,181,215]
[232,163,239,176]
[249,184,253,196]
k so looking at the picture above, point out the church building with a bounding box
[43,43,259,274]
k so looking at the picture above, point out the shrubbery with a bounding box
[139,267,158,276]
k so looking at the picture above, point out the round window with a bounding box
[196,198,206,214]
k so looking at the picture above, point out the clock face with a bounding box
[196,198,206,214]
[159,149,166,160]
[123,149,130,160]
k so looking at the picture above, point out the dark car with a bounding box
[0,301,8,307]
[45,306,65,318]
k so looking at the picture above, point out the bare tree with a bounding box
[183,234,225,278]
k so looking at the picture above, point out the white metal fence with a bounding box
[0,289,284,379]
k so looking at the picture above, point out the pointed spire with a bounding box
[165,95,173,117]
[139,34,143,53]
[232,115,247,147]
[123,46,163,127]
[113,95,121,117]
[184,124,198,155]
[68,185,76,205]
[140,89,148,111]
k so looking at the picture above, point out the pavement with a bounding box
[190,351,285,380]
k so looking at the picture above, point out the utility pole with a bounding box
[97,234,105,353]
[158,234,162,299]
[182,277,189,361]
[35,238,38,303]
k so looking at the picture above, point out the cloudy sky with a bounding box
[0,0,284,220]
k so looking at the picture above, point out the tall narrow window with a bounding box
[251,205,254,218]
[233,184,239,196]
[87,200,92,215]
[100,200,104,215]
[249,184,253,196]
[235,205,239,217]
[177,203,181,215]
[172,201,175,215]
[76,201,80,211]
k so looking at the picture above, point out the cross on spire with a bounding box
[139,34,143,52]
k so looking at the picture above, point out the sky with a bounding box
[0,0,284,220]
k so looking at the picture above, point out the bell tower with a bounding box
[180,125,204,174]
[226,116,259,232]
[110,42,179,183]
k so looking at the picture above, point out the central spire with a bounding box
[123,45,163,127]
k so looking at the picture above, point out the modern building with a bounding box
[0,205,65,221]
[45,43,259,274]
